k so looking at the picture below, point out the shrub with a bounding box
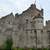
[4,37,13,50]
[37,48,42,50]
[18,48,24,50]
[29,48,32,50]
[42,48,48,50]
[32,48,36,50]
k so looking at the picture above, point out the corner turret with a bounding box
[33,14,43,29]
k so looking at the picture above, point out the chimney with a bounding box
[31,4,36,9]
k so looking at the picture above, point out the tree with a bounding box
[4,37,13,50]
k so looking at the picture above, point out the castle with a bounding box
[0,3,50,48]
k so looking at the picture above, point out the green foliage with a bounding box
[18,48,24,50]
[37,48,42,50]
[27,48,36,50]
[42,48,48,50]
[29,48,32,50]
[4,37,13,50]
[12,47,17,50]
[32,48,36,50]
[48,48,50,50]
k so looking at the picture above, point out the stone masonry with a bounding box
[0,4,50,48]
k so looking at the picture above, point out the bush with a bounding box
[12,47,17,50]
[4,37,13,50]
[37,48,42,50]
[48,48,50,50]
[32,48,36,50]
[42,48,48,50]
[29,48,32,50]
[18,48,24,50]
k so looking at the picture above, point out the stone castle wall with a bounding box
[0,4,49,48]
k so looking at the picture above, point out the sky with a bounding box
[0,0,50,25]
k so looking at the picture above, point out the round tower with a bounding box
[33,14,43,48]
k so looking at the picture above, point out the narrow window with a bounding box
[34,30,37,34]
[41,30,43,33]
[26,19,28,24]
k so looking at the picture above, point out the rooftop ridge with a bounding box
[0,4,43,19]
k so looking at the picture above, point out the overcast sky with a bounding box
[0,0,50,25]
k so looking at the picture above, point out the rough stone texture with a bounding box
[0,4,49,48]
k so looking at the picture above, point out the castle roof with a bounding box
[15,4,43,18]
[0,4,43,20]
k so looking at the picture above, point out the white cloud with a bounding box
[0,0,35,17]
